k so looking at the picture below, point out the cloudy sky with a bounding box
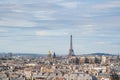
[0,0,120,55]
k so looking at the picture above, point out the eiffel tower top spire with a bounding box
[68,35,75,57]
[70,35,73,49]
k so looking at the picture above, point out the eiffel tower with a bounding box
[68,35,75,57]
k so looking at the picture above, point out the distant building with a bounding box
[68,35,75,58]
[48,50,51,61]
[79,57,86,64]
[67,35,80,64]
[101,55,107,64]
[53,52,56,63]
[6,52,13,58]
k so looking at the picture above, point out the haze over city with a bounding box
[0,0,120,54]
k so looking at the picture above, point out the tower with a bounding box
[53,52,56,59]
[53,52,56,62]
[48,50,51,60]
[68,35,75,57]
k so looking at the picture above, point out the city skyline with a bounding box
[0,0,120,54]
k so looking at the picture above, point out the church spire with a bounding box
[53,52,56,63]
[53,52,56,58]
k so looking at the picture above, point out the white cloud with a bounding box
[36,31,48,36]
[58,2,78,9]
[94,1,120,10]
[34,15,55,20]
[95,42,106,45]
[33,10,56,20]
[0,18,36,27]
[0,29,7,33]
[79,25,98,35]
[35,30,68,36]
[12,9,24,13]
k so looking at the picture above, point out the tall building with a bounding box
[53,52,56,59]
[101,55,107,64]
[68,35,75,57]
[48,50,51,60]
[53,52,56,62]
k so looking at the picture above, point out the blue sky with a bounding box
[0,0,120,55]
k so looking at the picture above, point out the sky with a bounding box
[0,0,120,55]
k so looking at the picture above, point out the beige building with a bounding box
[101,55,107,64]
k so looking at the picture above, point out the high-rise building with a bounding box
[68,35,75,57]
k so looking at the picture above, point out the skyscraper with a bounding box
[68,35,75,57]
